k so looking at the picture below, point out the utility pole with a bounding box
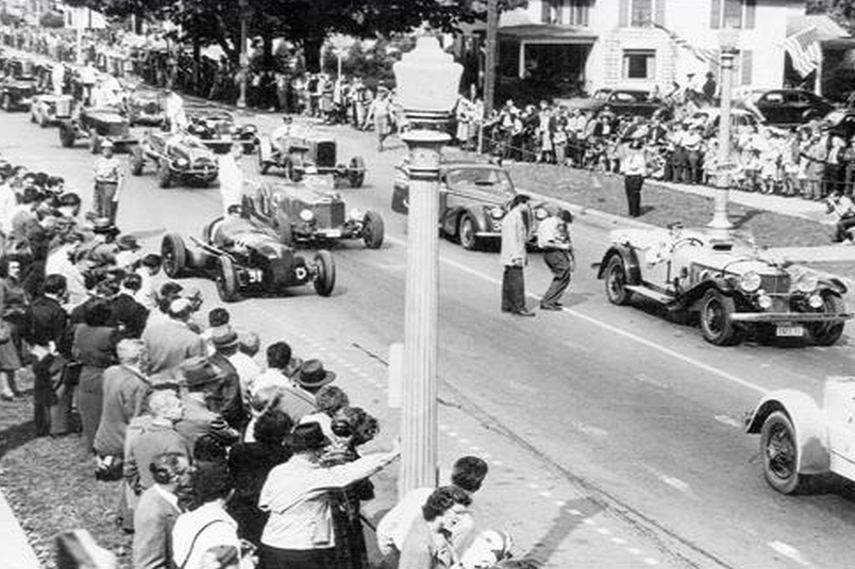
[483,0,498,116]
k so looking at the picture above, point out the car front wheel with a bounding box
[161,233,187,278]
[604,256,630,305]
[313,250,336,297]
[458,215,478,251]
[216,256,240,303]
[157,160,172,189]
[362,210,384,249]
[760,411,806,494]
[805,293,846,346]
[699,289,743,346]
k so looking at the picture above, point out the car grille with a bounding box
[55,100,70,116]
[760,274,791,294]
[315,201,345,227]
[193,157,215,169]
[144,102,159,114]
[316,141,336,168]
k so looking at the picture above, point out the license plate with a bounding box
[776,326,805,337]
[322,229,342,238]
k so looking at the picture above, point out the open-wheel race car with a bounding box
[123,85,165,126]
[30,93,73,127]
[130,131,219,188]
[257,128,365,188]
[595,226,852,346]
[59,106,138,152]
[242,176,384,248]
[160,213,336,302]
[0,59,38,111]
[745,376,855,494]
[186,106,258,154]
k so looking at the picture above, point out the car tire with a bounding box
[348,156,366,188]
[38,112,47,128]
[29,111,35,123]
[699,289,743,346]
[805,293,846,346]
[273,212,293,246]
[362,210,384,249]
[2,94,11,111]
[59,123,75,148]
[157,160,172,189]
[604,256,631,305]
[216,256,240,303]
[161,233,187,278]
[458,214,478,251]
[313,250,336,297]
[760,411,807,495]
[130,146,145,176]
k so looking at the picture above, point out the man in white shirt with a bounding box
[45,233,88,308]
[92,141,123,225]
[133,452,190,569]
[164,89,187,133]
[537,209,574,311]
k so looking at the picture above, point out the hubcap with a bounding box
[767,423,796,480]
[607,266,624,299]
[704,298,725,335]
[461,220,474,245]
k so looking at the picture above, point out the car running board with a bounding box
[625,285,675,304]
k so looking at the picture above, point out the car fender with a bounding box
[745,389,830,474]
[461,206,488,234]
[819,277,848,296]
[684,278,736,310]
[595,245,640,284]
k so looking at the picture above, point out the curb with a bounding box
[0,489,42,569]
[526,190,657,233]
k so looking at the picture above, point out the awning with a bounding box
[499,24,596,42]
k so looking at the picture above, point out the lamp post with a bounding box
[393,36,462,496]
[708,26,739,236]
[236,0,248,109]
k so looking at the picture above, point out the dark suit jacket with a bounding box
[109,293,149,339]
[25,295,69,355]
[208,352,246,430]
[133,485,181,569]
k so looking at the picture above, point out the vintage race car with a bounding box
[391,158,546,250]
[186,106,257,154]
[123,86,165,126]
[257,128,365,187]
[130,131,219,188]
[242,176,384,248]
[29,93,73,127]
[595,226,852,346]
[745,376,855,494]
[0,63,38,111]
[160,215,335,302]
[58,106,138,153]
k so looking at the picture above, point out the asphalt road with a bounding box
[3,108,855,569]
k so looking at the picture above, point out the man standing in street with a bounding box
[538,209,575,311]
[500,194,534,316]
[92,141,123,226]
[623,139,647,217]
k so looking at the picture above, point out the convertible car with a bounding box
[745,376,855,494]
[123,86,165,126]
[243,176,384,248]
[595,226,851,346]
[130,131,218,188]
[257,128,365,187]
[59,106,137,152]
[0,58,39,111]
[186,106,258,154]
[160,214,335,302]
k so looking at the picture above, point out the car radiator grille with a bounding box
[193,157,215,169]
[55,100,70,116]
[760,274,791,294]
[316,141,336,168]
[315,201,345,227]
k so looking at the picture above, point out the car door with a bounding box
[785,92,811,124]
[756,92,785,125]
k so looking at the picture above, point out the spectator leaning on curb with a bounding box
[537,209,575,311]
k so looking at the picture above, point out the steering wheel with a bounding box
[673,237,704,249]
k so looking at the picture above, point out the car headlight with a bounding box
[299,208,314,222]
[244,124,257,133]
[175,157,188,167]
[795,274,819,293]
[757,293,773,310]
[738,271,761,293]
[808,294,824,309]
[534,207,548,221]
[489,206,504,219]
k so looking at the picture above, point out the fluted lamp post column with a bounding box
[236,0,249,109]
[708,26,739,236]
[393,37,462,495]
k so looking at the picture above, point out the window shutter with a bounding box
[741,49,753,85]
[710,0,721,29]
[745,0,756,29]
[654,0,665,26]
[619,0,629,27]
[541,0,551,23]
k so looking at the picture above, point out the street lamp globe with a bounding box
[393,35,463,123]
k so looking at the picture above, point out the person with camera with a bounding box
[827,187,855,243]
[537,209,575,311]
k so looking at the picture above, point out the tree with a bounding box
[807,0,855,33]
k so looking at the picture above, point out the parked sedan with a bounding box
[570,89,671,119]
[753,89,834,126]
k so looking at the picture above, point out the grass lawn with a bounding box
[0,377,132,569]
[503,162,835,248]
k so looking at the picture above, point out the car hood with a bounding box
[86,110,126,123]
[274,183,339,205]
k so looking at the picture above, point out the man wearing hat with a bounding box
[141,297,207,374]
[114,234,141,269]
[500,194,534,316]
[174,356,239,449]
[109,273,149,339]
[92,141,123,226]
[207,326,247,430]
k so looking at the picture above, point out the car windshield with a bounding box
[445,168,514,196]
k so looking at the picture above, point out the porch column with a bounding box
[518,41,526,79]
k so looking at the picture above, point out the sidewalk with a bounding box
[0,490,42,569]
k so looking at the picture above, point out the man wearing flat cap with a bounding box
[207,326,247,430]
[142,297,207,374]
[174,356,240,450]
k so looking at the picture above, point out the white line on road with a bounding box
[385,235,768,396]
[768,541,814,568]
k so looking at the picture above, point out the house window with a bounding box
[623,50,656,79]
[710,0,756,29]
[569,0,590,26]
[541,0,561,24]
[630,0,653,27]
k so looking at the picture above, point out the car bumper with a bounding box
[180,170,218,182]
[106,137,138,146]
[475,230,501,238]
[730,311,853,323]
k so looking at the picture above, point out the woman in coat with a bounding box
[72,300,118,452]
[0,256,29,399]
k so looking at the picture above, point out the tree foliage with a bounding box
[807,0,855,32]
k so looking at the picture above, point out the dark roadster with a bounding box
[59,106,138,153]
[0,58,38,111]
[130,132,219,188]
[123,86,165,126]
[243,177,384,248]
[161,215,336,302]
[186,106,258,154]
[257,129,365,187]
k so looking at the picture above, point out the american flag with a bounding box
[652,23,718,68]
[783,26,822,77]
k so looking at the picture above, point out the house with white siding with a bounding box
[465,0,839,99]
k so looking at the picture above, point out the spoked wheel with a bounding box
[760,411,805,494]
[604,256,630,305]
[805,293,846,346]
[216,256,240,303]
[699,290,743,346]
[160,233,187,278]
[312,250,336,297]
[458,214,477,251]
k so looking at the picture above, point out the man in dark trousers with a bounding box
[538,209,575,310]
[500,194,534,316]
[622,139,647,217]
